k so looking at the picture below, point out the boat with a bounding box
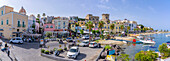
[122,41,127,43]
[166,34,170,37]
[140,40,155,44]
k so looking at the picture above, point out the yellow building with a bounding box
[0,5,28,39]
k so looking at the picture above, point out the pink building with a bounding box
[43,24,55,32]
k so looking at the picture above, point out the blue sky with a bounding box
[0,0,170,30]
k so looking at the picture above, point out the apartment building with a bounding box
[0,5,28,39]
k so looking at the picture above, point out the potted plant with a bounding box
[50,50,53,54]
[64,47,67,51]
[53,48,57,51]
[41,49,45,53]
[58,49,63,52]
[45,50,50,54]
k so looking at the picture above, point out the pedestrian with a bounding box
[7,46,11,56]
[5,42,8,48]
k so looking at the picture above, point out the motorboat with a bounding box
[166,34,170,37]
[122,41,127,43]
[137,34,144,40]
[140,40,155,44]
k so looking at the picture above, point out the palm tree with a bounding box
[120,25,124,32]
[134,28,136,33]
[86,21,94,41]
[127,26,130,33]
[110,24,115,34]
[80,30,84,37]
[75,23,79,37]
[37,14,40,18]
[98,21,104,35]
[42,13,46,17]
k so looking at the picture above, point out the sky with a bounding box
[0,0,170,30]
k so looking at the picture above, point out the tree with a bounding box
[98,21,104,35]
[160,29,162,32]
[75,23,79,37]
[80,30,84,37]
[110,24,115,34]
[37,14,40,18]
[45,32,52,37]
[138,24,144,29]
[127,26,130,33]
[120,25,124,32]
[96,30,100,34]
[86,21,94,41]
[42,13,46,17]
[92,30,96,35]
[118,54,131,61]
[135,50,158,61]
[167,30,169,32]
[158,43,170,59]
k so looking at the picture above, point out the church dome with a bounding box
[19,6,26,15]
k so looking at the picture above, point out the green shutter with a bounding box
[1,11,3,15]
[18,21,20,27]
[1,20,3,25]
[6,20,8,25]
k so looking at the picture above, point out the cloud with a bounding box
[100,0,109,3]
[148,6,156,13]
[97,4,117,11]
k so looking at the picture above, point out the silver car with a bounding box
[79,40,89,47]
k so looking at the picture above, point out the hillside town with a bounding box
[0,5,170,61]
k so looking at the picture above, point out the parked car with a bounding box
[89,42,98,48]
[66,37,73,42]
[79,40,89,47]
[67,46,80,59]
[82,35,89,39]
[9,37,23,44]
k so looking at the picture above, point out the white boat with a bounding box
[122,41,127,43]
[140,40,155,44]
[166,34,170,37]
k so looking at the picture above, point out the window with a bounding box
[1,10,3,15]
[1,20,3,25]
[106,17,107,19]
[63,27,65,28]
[22,21,25,27]
[108,27,110,29]
[81,22,83,24]
[116,27,117,29]
[18,20,20,27]
[63,22,65,25]
[132,24,133,27]
[46,25,49,28]
[6,20,8,25]
[129,24,131,26]
[105,26,106,29]
[50,25,53,28]
[72,25,74,27]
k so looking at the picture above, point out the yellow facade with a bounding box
[0,5,28,39]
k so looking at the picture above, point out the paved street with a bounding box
[0,39,55,61]
[46,41,103,61]
[0,39,103,61]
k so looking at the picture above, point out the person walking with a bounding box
[7,46,11,56]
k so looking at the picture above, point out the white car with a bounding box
[82,35,89,39]
[67,46,80,59]
[9,37,23,44]
[79,40,89,47]
[89,42,98,48]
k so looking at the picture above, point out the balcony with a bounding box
[17,24,21,27]
[23,25,26,27]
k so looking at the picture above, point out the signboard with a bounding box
[40,39,44,45]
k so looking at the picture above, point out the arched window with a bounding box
[1,20,3,25]
[46,25,49,28]
[22,21,25,27]
[50,25,53,28]
[18,20,20,27]
[6,19,8,25]
[1,10,3,15]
